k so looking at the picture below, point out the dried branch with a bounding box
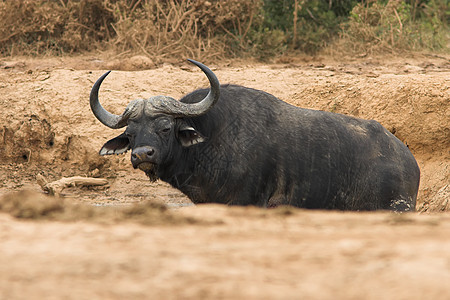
[37,174,108,197]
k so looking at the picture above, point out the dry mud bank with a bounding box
[1,55,448,210]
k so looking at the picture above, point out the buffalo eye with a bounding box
[156,117,173,135]
[160,127,171,134]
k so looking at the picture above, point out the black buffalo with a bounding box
[90,59,420,211]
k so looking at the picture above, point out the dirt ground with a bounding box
[0,53,449,299]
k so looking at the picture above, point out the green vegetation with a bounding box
[338,0,450,54]
[0,0,448,60]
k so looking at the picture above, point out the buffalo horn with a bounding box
[148,59,220,117]
[90,71,128,129]
[90,59,220,128]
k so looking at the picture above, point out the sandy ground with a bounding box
[0,53,449,299]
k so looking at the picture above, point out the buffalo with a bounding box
[90,59,420,211]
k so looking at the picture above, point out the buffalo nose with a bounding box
[131,146,156,168]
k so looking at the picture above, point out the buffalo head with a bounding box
[90,59,220,181]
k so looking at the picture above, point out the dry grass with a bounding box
[0,0,447,60]
[0,0,115,55]
[0,0,261,61]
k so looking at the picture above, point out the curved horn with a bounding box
[90,71,127,129]
[148,59,220,117]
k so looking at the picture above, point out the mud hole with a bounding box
[0,54,449,299]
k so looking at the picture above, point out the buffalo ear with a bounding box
[177,124,205,147]
[99,132,130,155]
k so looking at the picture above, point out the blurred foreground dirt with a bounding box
[1,198,450,299]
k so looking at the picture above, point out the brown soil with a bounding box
[0,54,449,299]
